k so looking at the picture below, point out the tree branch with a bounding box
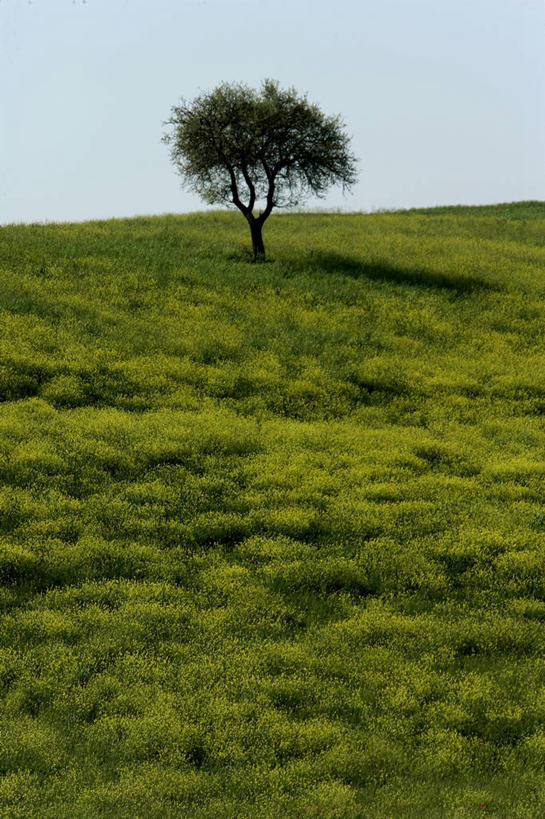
[240,161,256,215]
[257,159,276,224]
[227,165,248,217]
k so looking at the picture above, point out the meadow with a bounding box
[1,203,545,817]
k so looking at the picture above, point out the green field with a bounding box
[1,203,545,817]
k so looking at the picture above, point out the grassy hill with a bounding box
[1,204,545,817]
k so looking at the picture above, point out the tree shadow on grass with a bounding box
[299,251,496,294]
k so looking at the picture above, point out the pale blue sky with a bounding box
[1,0,544,223]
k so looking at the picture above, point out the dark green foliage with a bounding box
[1,204,545,815]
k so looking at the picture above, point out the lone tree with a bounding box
[163,80,358,261]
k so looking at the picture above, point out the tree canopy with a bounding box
[163,80,358,260]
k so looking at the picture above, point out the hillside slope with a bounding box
[1,205,545,816]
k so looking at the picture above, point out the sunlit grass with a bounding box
[1,203,545,816]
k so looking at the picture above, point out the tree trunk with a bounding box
[248,218,265,262]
